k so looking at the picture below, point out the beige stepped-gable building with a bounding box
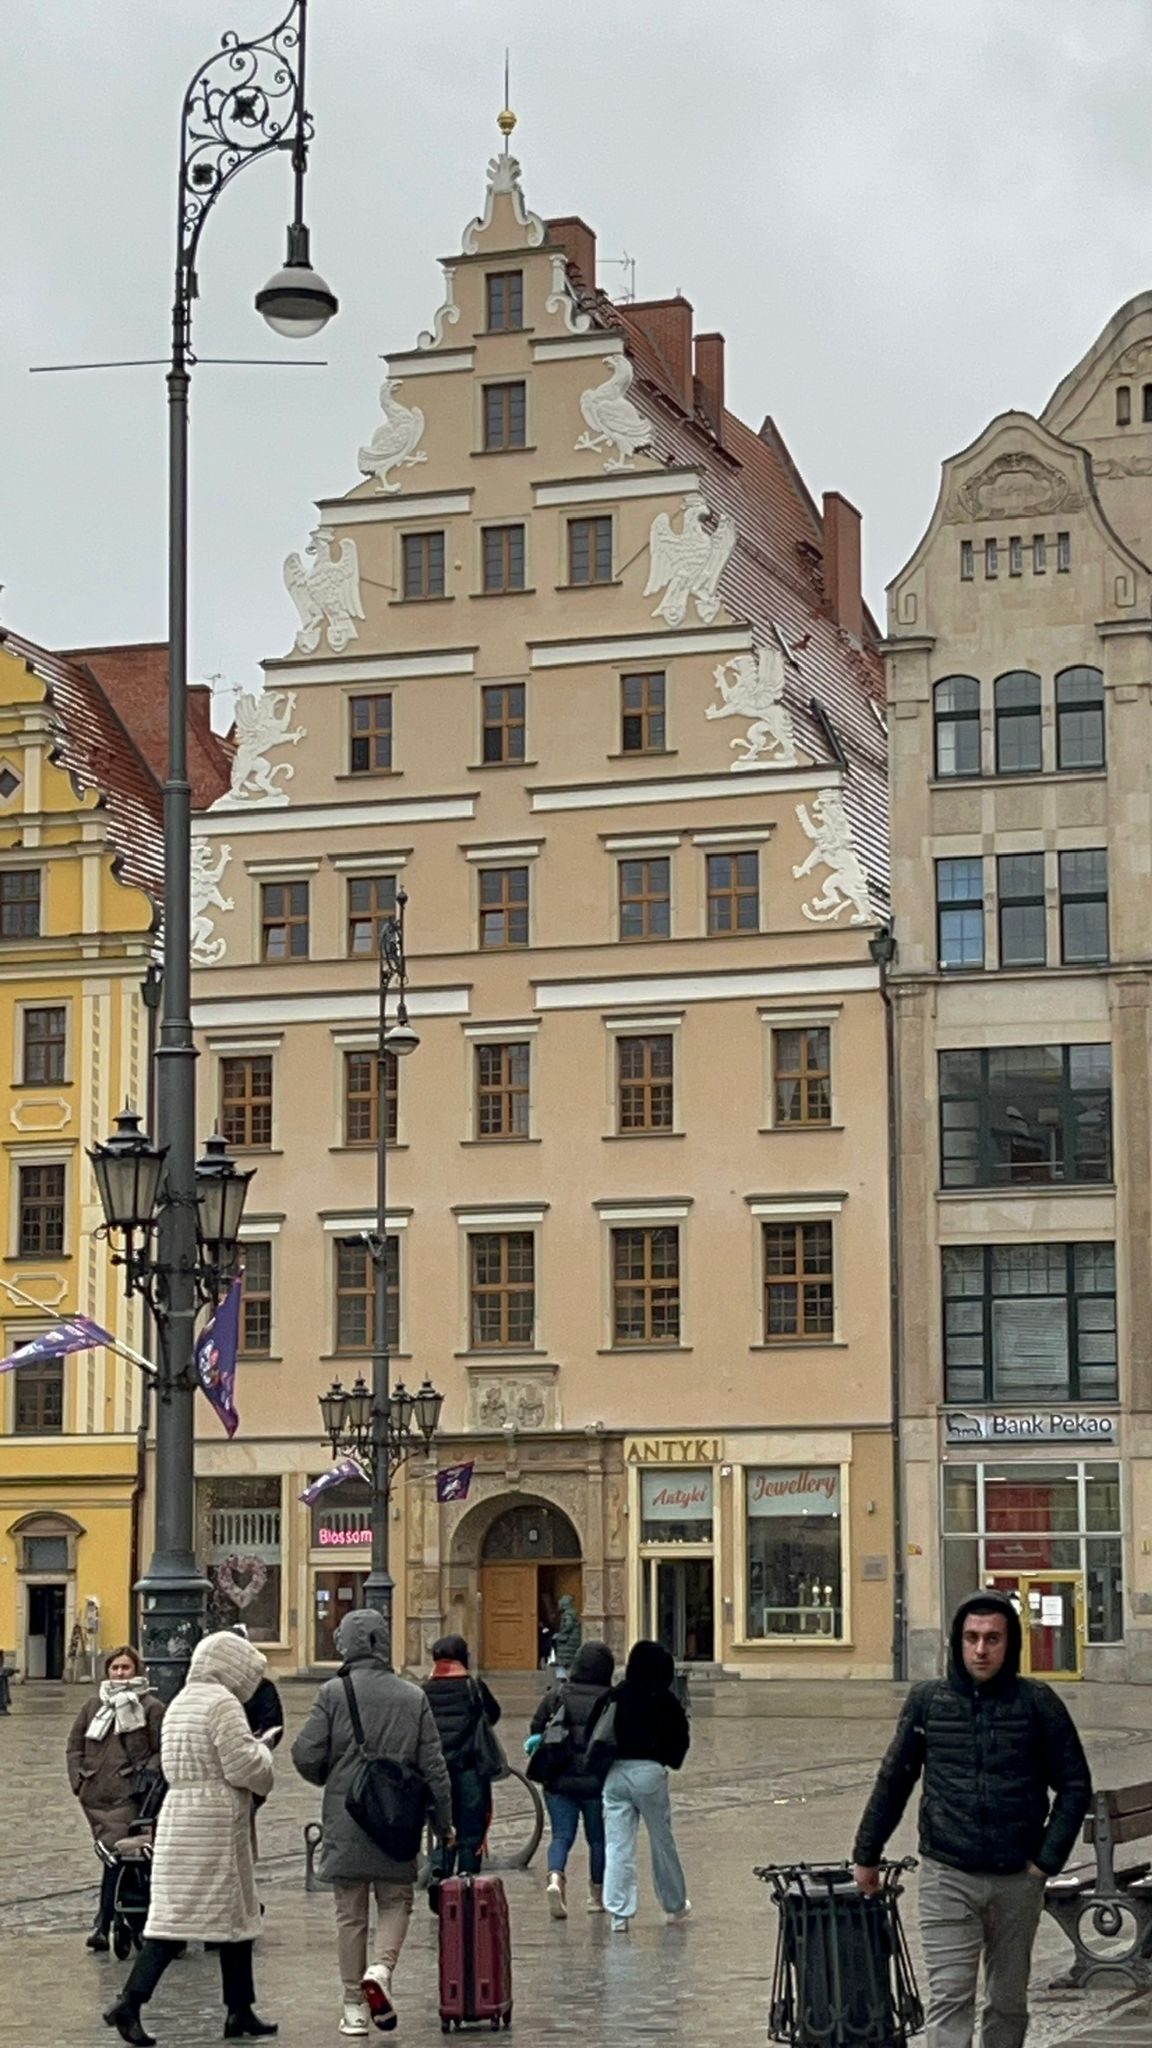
[887,293,1152,1684]
[187,131,894,1680]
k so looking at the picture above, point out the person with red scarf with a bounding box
[423,1637,502,1877]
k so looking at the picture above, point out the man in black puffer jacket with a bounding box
[852,1590,1091,2048]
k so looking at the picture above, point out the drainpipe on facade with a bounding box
[869,927,907,1682]
[130,960,165,1647]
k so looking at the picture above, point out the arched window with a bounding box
[1055,666,1104,771]
[933,676,981,779]
[994,671,1042,775]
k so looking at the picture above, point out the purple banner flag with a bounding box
[0,1315,116,1375]
[300,1457,365,1506]
[435,1461,475,1504]
[194,1274,242,1439]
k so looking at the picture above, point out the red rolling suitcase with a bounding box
[438,1873,513,2032]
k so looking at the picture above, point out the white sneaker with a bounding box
[666,1900,692,1925]
[610,1914,629,1932]
[361,1966,397,2034]
[587,1882,605,1913]
[340,2005,370,2038]
[546,1871,568,1920]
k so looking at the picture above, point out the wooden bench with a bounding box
[1044,1781,1152,1988]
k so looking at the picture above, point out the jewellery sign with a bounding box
[944,1410,1116,1445]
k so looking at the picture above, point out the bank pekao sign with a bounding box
[944,1410,1116,1445]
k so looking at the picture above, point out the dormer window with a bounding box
[1116,385,1132,427]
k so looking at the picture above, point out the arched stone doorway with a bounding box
[453,1495,583,1671]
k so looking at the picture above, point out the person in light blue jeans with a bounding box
[601,1640,691,1930]
[528,1641,615,1918]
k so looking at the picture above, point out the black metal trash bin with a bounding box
[755,1861,923,2048]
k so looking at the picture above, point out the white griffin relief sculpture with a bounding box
[645,496,737,626]
[283,528,364,654]
[214,689,304,809]
[357,379,428,493]
[707,637,806,769]
[576,354,653,470]
[793,793,873,926]
[190,841,233,965]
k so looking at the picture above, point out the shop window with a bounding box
[0,869,41,938]
[621,671,666,753]
[402,531,445,601]
[475,1041,531,1140]
[938,1044,1112,1188]
[640,1468,713,1543]
[618,857,671,941]
[611,1226,680,1346]
[486,270,524,332]
[310,1471,371,1551]
[239,1241,273,1357]
[706,851,759,933]
[616,1034,674,1133]
[196,1475,282,1642]
[942,1461,1123,1644]
[745,1467,843,1640]
[220,1056,273,1150]
[483,381,527,451]
[1059,850,1108,964]
[941,1243,1118,1403]
[773,1026,832,1126]
[343,1049,398,1147]
[478,865,529,949]
[334,1235,400,1352]
[567,516,613,586]
[997,853,1046,968]
[1056,667,1104,771]
[17,1163,65,1255]
[469,1231,534,1349]
[936,858,984,970]
[348,694,393,775]
[481,524,526,592]
[762,1221,834,1342]
[13,1355,63,1433]
[22,1005,66,1084]
[260,880,309,961]
[994,671,1042,775]
[481,683,525,765]
[933,676,981,779]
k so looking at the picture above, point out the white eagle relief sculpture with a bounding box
[357,379,427,493]
[645,496,737,626]
[214,689,304,809]
[576,354,653,471]
[793,793,873,926]
[284,528,364,654]
[707,643,802,769]
[190,841,233,965]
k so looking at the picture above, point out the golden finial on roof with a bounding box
[498,49,516,147]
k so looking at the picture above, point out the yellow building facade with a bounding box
[0,631,162,1680]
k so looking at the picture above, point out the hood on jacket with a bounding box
[623,1638,675,1692]
[336,1608,391,1668]
[569,1640,614,1688]
[948,1589,1022,1686]
[557,1594,578,1619]
[188,1629,267,1703]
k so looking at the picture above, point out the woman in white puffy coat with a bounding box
[103,1631,277,2047]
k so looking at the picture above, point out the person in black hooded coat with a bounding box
[528,1639,615,1919]
[852,1589,1091,2048]
[600,1639,690,1932]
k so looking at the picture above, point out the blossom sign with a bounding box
[747,1467,841,1517]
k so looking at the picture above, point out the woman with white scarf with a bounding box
[67,1645,165,1951]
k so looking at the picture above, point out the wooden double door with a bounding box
[481,1560,582,1670]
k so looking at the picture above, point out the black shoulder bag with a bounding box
[341,1672,427,1860]
[467,1678,510,1782]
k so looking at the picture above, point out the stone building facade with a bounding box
[886,293,1152,1683]
[188,134,894,1679]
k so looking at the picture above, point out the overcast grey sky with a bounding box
[4,2,1151,691]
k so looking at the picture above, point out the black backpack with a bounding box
[526,1690,577,1787]
[340,1672,427,1861]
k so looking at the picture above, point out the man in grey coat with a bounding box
[292,1610,453,2038]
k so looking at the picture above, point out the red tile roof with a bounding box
[0,627,165,906]
[64,642,233,812]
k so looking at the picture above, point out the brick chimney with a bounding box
[694,332,725,443]
[546,216,597,293]
[626,297,694,413]
[822,491,863,642]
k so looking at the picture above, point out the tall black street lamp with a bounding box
[317,890,442,1655]
[127,0,336,1699]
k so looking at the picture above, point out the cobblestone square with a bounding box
[2,1683,1149,2048]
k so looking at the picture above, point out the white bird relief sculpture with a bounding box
[358,379,428,493]
[283,528,365,654]
[215,689,305,808]
[644,496,737,626]
[190,841,233,965]
[793,793,873,925]
[707,642,803,768]
[575,354,653,471]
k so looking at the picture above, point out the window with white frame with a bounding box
[745,1466,844,1640]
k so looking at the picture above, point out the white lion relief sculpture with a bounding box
[215,689,304,809]
[707,643,801,768]
[793,794,873,926]
[357,379,427,493]
[645,496,737,626]
[190,841,233,965]
[283,528,364,654]
[576,354,652,471]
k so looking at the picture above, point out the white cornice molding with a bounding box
[314,491,473,527]
[384,350,475,377]
[531,766,840,813]
[531,334,625,362]
[262,649,475,687]
[534,470,699,508]
[192,794,476,838]
[534,963,879,1012]
[193,986,471,1029]
[530,627,750,669]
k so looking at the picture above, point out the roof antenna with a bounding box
[498,48,516,151]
